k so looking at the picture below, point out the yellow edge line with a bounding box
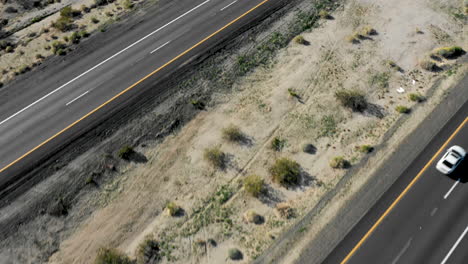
[0,0,271,175]
[340,116,468,264]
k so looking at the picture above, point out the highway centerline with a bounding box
[443,178,460,199]
[66,91,90,106]
[220,0,238,11]
[0,0,211,128]
[150,41,171,54]
[441,225,468,264]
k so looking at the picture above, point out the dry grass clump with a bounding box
[294,35,306,45]
[243,210,264,224]
[117,145,135,160]
[433,46,465,59]
[269,158,301,186]
[270,137,286,151]
[419,60,438,72]
[319,10,332,19]
[165,202,182,216]
[385,60,403,71]
[243,175,264,197]
[358,145,373,153]
[360,26,377,36]
[94,247,132,264]
[203,146,226,169]
[222,124,244,143]
[408,93,425,102]
[346,32,362,44]
[275,202,294,218]
[329,156,350,169]
[335,89,367,112]
[395,105,411,114]
[136,236,160,264]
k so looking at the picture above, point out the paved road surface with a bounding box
[323,75,468,264]
[0,0,284,194]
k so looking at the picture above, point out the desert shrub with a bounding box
[419,60,438,71]
[243,175,264,197]
[60,6,81,18]
[203,146,226,169]
[433,46,465,59]
[269,158,301,186]
[18,65,31,74]
[0,40,12,50]
[408,93,425,102]
[243,210,264,224]
[275,202,294,218]
[358,145,373,153]
[190,99,205,110]
[386,60,402,71]
[294,35,306,44]
[360,26,377,36]
[329,156,350,169]
[270,137,286,151]
[95,0,110,6]
[52,16,73,32]
[48,197,69,216]
[117,145,135,160]
[395,105,410,114]
[79,30,90,38]
[56,49,66,56]
[319,10,331,19]
[288,88,299,98]
[335,89,367,112]
[91,17,100,24]
[346,32,361,44]
[105,11,113,17]
[69,32,81,43]
[5,6,18,13]
[124,0,134,9]
[166,202,181,216]
[94,247,132,264]
[222,125,244,143]
[228,248,243,260]
[51,41,66,54]
[216,184,233,204]
[81,4,91,13]
[136,237,160,264]
[5,45,14,53]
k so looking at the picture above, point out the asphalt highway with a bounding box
[323,76,468,264]
[0,0,285,192]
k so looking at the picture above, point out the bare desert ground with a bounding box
[0,0,466,263]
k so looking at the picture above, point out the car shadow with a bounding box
[446,161,468,183]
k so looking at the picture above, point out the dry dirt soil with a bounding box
[0,0,466,263]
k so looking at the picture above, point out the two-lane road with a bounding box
[0,0,285,193]
[323,75,468,264]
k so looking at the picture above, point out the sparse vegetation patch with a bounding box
[243,175,264,197]
[94,247,132,264]
[335,89,367,112]
[269,158,301,186]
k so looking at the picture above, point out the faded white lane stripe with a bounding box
[66,91,89,106]
[441,225,468,264]
[443,179,460,199]
[0,0,211,127]
[150,41,171,54]
[220,0,237,11]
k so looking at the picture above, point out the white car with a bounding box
[436,145,466,174]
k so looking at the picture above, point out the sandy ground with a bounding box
[0,0,466,263]
[45,0,466,263]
